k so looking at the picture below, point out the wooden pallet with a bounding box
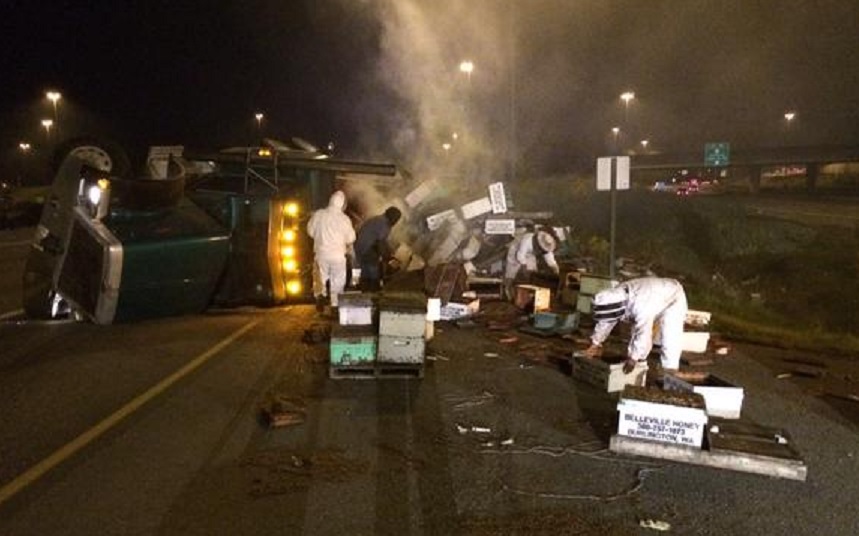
[609,421,807,481]
[329,362,424,380]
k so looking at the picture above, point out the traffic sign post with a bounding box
[704,142,730,166]
[596,156,630,279]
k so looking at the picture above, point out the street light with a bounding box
[46,91,61,118]
[611,126,620,153]
[640,139,649,151]
[459,60,474,83]
[18,142,32,152]
[46,91,61,136]
[41,119,54,142]
[620,90,635,123]
[254,112,264,133]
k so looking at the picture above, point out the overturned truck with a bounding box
[22,138,397,324]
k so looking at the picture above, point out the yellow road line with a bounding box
[0,318,261,506]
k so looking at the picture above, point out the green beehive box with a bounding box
[330,325,377,366]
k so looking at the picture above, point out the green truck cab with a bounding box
[22,138,397,323]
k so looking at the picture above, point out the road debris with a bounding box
[639,518,672,531]
[242,448,367,497]
[259,396,307,428]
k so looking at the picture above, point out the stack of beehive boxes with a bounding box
[329,293,376,373]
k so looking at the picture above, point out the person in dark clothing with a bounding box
[354,206,402,291]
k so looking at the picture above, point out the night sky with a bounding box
[3,1,859,179]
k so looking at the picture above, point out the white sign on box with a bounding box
[426,209,457,231]
[404,179,438,207]
[484,219,516,235]
[488,182,507,214]
[460,197,493,219]
[616,398,707,448]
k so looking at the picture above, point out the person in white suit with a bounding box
[503,229,560,299]
[584,277,688,374]
[306,190,355,309]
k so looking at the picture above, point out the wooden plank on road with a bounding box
[609,434,807,481]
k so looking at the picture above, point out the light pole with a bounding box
[46,91,61,137]
[611,127,620,154]
[620,91,635,145]
[620,91,635,120]
[640,139,649,153]
[41,119,54,143]
[784,111,796,133]
[18,142,32,186]
[254,113,264,135]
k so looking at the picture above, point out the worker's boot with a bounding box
[315,296,326,314]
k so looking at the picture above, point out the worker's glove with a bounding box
[622,358,638,374]
[583,344,603,358]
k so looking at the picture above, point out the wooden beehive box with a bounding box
[330,325,377,366]
[616,385,708,448]
[571,352,648,393]
[663,372,744,419]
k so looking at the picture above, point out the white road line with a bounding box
[0,318,261,507]
[0,240,31,249]
[0,309,23,320]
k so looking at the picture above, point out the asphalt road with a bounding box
[0,226,30,318]
[1,227,859,535]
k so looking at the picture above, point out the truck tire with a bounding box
[51,137,132,178]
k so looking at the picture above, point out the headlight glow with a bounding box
[87,185,102,206]
[286,280,302,295]
[283,203,299,217]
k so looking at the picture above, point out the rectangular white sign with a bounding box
[460,197,493,220]
[404,179,438,208]
[484,219,516,235]
[616,156,630,190]
[596,157,630,191]
[426,209,457,231]
[488,182,508,214]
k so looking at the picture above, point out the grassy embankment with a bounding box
[510,175,859,356]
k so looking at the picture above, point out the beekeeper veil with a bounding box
[592,285,628,322]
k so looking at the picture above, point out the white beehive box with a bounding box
[617,387,708,448]
[579,274,616,295]
[571,353,648,393]
[681,331,710,353]
[379,309,426,337]
[337,293,374,326]
[663,373,744,419]
[378,335,425,364]
[576,293,593,314]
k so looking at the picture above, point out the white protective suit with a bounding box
[306,191,356,307]
[504,230,560,281]
[590,277,688,370]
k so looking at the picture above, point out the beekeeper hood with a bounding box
[592,285,628,322]
[536,230,557,253]
[328,190,346,211]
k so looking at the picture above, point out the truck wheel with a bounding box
[51,137,132,178]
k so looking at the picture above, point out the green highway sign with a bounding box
[704,142,730,166]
